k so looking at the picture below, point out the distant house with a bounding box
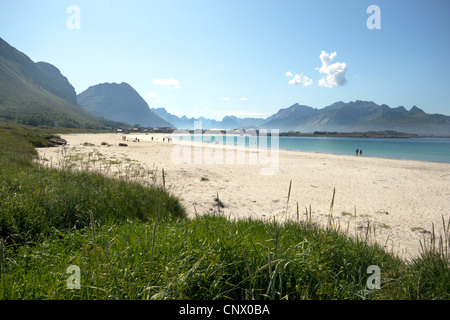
[153,127,175,133]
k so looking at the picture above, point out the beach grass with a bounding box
[0,125,449,300]
[0,125,185,248]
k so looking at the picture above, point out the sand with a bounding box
[36,132,450,260]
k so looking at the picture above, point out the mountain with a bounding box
[77,83,174,128]
[259,100,450,136]
[260,103,318,130]
[153,100,449,135]
[151,107,222,129]
[0,37,122,128]
[151,107,264,130]
[34,61,77,104]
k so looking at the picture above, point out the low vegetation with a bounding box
[0,124,449,300]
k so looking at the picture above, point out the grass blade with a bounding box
[285,180,292,222]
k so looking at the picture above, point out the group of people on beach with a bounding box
[121,135,172,143]
[356,148,363,156]
[149,136,171,142]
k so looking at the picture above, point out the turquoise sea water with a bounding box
[277,136,450,163]
[173,134,450,164]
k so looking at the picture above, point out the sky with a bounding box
[1,0,450,120]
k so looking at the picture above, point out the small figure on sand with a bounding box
[356,148,359,156]
[360,149,363,156]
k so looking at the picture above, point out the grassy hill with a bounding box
[0,37,127,129]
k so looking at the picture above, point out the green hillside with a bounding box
[0,37,127,129]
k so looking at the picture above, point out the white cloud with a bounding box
[153,78,180,88]
[145,92,157,99]
[316,51,347,88]
[287,73,313,86]
[285,71,293,78]
[222,97,231,101]
[239,97,248,101]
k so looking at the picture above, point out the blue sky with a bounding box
[1,0,449,119]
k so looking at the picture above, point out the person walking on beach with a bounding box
[360,149,363,156]
[356,148,359,156]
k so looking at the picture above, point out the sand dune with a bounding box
[37,132,450,260]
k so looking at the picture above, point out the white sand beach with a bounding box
[37,132,450,260]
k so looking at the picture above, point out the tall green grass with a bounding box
[2,213,448,300]
[0,214,395,299]
[0,126,185,248]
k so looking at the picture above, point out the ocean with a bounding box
[172,134,450,164]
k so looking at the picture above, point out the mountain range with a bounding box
[1,37,449,136]
[152,101,450,136]
[258,101,450,135]
[151,107,263,131]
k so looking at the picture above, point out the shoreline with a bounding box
[169,133,450,165]
[37,132,450,260]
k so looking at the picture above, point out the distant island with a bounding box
[280,130,420,138]
[173,129,421,139]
